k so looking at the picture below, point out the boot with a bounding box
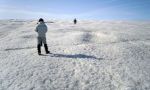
[44,44,50,54]
[37,44,41,55]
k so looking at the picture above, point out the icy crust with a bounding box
[0,20,150,90]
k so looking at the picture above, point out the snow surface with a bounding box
[0,20,150,90]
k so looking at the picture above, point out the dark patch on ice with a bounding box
[82,32,93,43]
[5,46,35,51]
[0,23,7,25]
[21,30,32,33]
[46,21,54,23]
[110,39,142,44]
[115,38,150,44]
[22,35,35,39]
[46,53,103,60]
[146,38,150,40]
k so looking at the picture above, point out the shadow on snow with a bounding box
[5,47,35,51]
[4,47,103,60]
[41,53,103,60]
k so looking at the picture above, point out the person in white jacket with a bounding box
[35,18,50,55]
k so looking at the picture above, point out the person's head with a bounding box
[39,18,44,22]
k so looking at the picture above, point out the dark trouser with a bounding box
[37,37,49,54]
[37,44,41,54]
[38,37,47,44]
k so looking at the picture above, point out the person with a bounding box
[74,18,77,24]
[35,18,50,55]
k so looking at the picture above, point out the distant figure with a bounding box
[74,18,77,24]
[35,18,50,55]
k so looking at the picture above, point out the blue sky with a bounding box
[0,0,150,20]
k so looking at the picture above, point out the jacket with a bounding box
[35,22,48,37]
